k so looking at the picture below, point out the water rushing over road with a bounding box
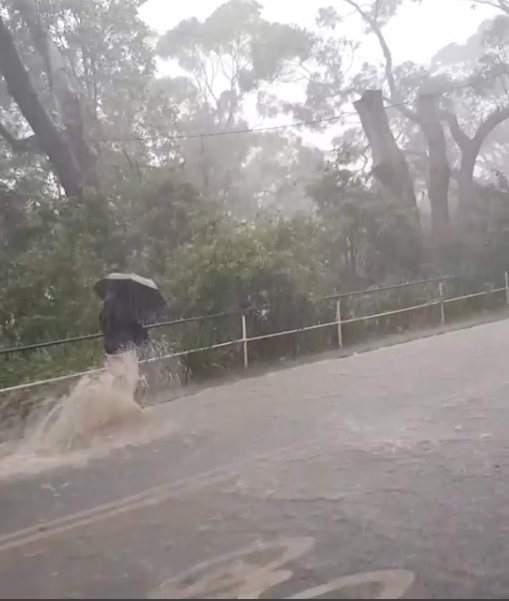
[0,320,509,598]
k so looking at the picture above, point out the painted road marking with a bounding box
[0,437,330,554]
[147,537,316,599]
[146,537,416,599]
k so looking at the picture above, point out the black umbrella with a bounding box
[94,273,166,320]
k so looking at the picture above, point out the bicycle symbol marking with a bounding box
[146,536,415,599]
[286,570,415,599]
[147,537,314,599]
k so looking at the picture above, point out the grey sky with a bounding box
[138,0,499,149]
[139,0,498,65]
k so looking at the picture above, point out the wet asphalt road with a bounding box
[1,320,509,598]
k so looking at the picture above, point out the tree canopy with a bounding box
[2,0,509,384]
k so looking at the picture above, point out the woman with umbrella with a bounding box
[95,273,166,403]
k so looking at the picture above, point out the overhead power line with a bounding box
[85,75,503,143]
[0,73,503,147]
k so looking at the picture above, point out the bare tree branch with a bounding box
[0,121,40,152]
[342,0,419,122]
[473,0,509,14]
[445,104,509,221]
[15,0,98,188]
[442,105,509,156]
[0,13,82,197]
[439,110,471,150]
[0,121,19,148]
[472,105,509,152]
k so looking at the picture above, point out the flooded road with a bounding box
[1,319,509,598]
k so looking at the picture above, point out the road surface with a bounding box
[0,319,509,598]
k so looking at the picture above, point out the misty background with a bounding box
[2,0,509,389]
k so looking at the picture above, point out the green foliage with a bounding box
[1,191,113,345]
[4,0,509,404]
[168,215,327,314]
[456,182,509,281]
[307,159,423,287]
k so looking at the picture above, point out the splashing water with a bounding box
[0,344,183,479]
[29,350,145,453]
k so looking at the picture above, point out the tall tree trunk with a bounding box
[416,93,451,245]
[456,150,478,226]
[441,106,509,225]
[344,0,509,232]
[15,0,98,189]
[354,90,419,215]
[0,14,82,198]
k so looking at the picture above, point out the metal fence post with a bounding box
[241,314,249,368]
[439,282,445,325]
[505,272,509,305]
[336,299,343,348]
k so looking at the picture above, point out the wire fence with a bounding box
[2,272,508,400]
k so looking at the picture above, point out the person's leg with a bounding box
[134,344,149,405]
[106,345,144,405]
[106,352,121,377]
[106,348,134,389]
[119,346,140,395]
[105,352,123,390]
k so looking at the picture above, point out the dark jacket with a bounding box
[99,299,149,355]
